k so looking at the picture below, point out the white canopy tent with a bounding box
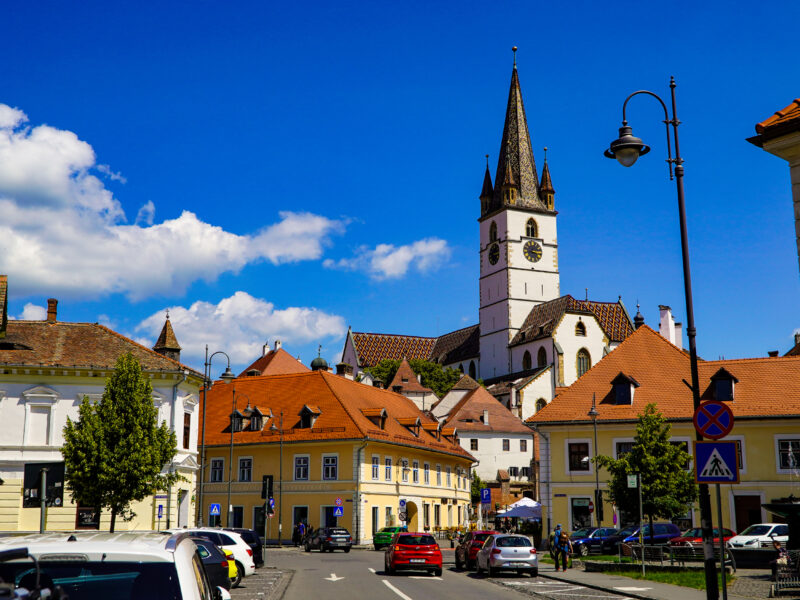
[497,497,542,520]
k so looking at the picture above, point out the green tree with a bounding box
[62,352,180,531]
[595,404,697,544]
[364,358,463,398]
[470,469,484,504]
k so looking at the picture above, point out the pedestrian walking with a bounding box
[553,524,571,571]
[292,523,300,546]
[298,521,306,546]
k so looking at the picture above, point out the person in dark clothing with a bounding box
[553,524,571,571]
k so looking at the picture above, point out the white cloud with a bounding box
[324,238,451,280]
[18,303,46,320]
[96,164,127,184]
[135,291,347,366]
[0,104,346,300]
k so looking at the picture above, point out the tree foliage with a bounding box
[364,358,463,398]
[595,404,697,542]
[62,352,179,531]
[470,469,484,503]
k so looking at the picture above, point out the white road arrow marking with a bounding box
[325,573,345,582]
[368,568,376,573]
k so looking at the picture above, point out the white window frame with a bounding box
[294,454,310,481]
[412,460,419,483]
[238,456,253,482]
[371,455,380,480]
[436,464,442,486]
[423,463,430,485]
[568,494,594,530]
[565,438,593,475]
[22,386,59,446]
[612,436,635,459]
[322,454,338,481]
[669,436,693,471]
[385,457,393,481]
[774,434,800,474]
[210,458,224,482]
[726,435,747,474]
[401,458,409,483]
[446,466,451,487]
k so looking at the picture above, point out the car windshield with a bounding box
[398,535,436,546]
[329,528,349,535]
[617,526,637,537]
[739,525,772,536]
[379,528,394,533]
[571,528,592,538]
[682,528,703,538]
[496,536,532,547]
[0,561,182,600]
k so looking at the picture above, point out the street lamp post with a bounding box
[604,76,718,600]
[270,412,284,546]
[588,394,601,527]
[197,346,235,526]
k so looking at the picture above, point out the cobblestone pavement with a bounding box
[729,570,776,599]
[230,567,292,600]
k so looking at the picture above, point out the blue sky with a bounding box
[1,0,798,374]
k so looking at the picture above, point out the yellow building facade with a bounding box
[529,326,800,536]
[201,370,474,543]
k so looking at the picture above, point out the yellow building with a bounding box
[527,325,800,535]
[201,368,474,543]
[0,279,203,532]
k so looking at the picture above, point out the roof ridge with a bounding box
[708,355,800,365]
[437,323,479,336]
[353,331,436,340]
[93,324,201,376]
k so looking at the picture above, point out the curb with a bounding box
[537,571,658,600]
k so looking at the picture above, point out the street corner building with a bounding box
[199,365,475,544]
[0,275,204,532]
[526,323,800,535]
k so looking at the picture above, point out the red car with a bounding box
[669,527,736,546]
[455,530,499,570]
[385,532,442,576]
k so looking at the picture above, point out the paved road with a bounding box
[269,547,633,600]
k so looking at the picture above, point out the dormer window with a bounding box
[611,373,640,405]
[710,368,738,401]
[299,405,322,429]
[249,408,265,431]
[230,410,244,433]
[361,408,387,429]
[575,321,586,336]
[398,417,421,437]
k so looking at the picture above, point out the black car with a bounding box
[191,536,233,592]
[225,527,264,567]
[569,527,619,556]
[305,527,352,552]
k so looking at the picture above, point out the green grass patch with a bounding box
[609,568,733,590]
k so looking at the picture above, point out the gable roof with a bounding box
[430,324,480,365]
[388,358,433,393]
[451,374,481,391]
[203,370,473,460]
[444,386,532,434]
[510,295,633,346]
[528,325,800,425]
[749,97,800,146]
[0,320,200,376]
[239,347,310,377]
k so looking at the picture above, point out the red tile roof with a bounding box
[749,97,800,146]
[202,370,474,460]
[444,386,532,434]
[239,347,310,377]
[0,320,200,375]
[388,359,433,393]
[528,325,800,425]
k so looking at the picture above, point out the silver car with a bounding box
[475,534,538,577]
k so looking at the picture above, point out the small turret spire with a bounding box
[479,154,493,215]
[539,146,555,210]
[634,302,645,329]
[153,312,182,362]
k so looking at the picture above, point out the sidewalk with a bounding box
[539,561,771,600]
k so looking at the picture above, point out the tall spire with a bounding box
[539,146,555,210]
[479,154,493,215]
[493,47,543,211]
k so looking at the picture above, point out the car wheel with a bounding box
[530,569,538,578]
[433,568,442,577]
[385,560,394,575]
[488,566,497,578]
[466,558,474,570]
[455,554,463,570]
[580,544,589,557]
[232,561,244,588]
[344,547,351,553]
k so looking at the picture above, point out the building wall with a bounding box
[0,371,199,531]
[537,419,800,535]
[459,432,533,482]
[551,314,608,387]
[201,439,473,544]
[517,369,554,421]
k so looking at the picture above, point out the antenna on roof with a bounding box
[585,288,588,301]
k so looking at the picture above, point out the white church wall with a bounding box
[552,313,607,386]
[517,370,554,421]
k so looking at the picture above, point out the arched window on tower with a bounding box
[526,218,537,238]
[536,398,547,413]
[577,348,591,378]
[469,361,476,379]
[522,351,532,371]
[490,221,498,242]
[575,321,586,337]
[537,347,547,367]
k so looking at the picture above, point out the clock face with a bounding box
[488,243,500,265]
[523,240,543,262]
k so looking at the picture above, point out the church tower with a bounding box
[478,50,560,380]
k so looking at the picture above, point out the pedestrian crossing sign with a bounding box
[209,503,221,516]
[694,441,739,484]
[333,506,344,517]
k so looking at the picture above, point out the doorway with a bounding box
[570,498,592,530]
[231,506,244,528]
[734,495,762,533]
[322,506,337,527]
[405,501,418,531]
[293,506,309,528]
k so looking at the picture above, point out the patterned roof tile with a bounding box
[351,332,436,367]
[430,324,480,365]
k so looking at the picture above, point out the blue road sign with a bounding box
[693,400,735,440]
[157,504,163,519]
[399,499,406,509]
[269,497,275,509]
[209,503,221,516]
[480,488,491,504]
[333,506,344,517]
[694,441,740,484]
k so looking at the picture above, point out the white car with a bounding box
[727,523,789,548]
[0,531,230,600]
[475,534,538,577]
[169,528,256,579]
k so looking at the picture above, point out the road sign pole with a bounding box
[716,484,727,600]
[638,473,644,577]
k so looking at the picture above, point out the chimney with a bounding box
[482,409,489,425]
[274,339,282,351]
[336,362,354,380]
[795,333,800,346]
[262,341,270,356]
[768,350,779,357]
[47,298,58,323]
[0,275,7,339]
[658,305,676,346]
[674,322,683,349]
